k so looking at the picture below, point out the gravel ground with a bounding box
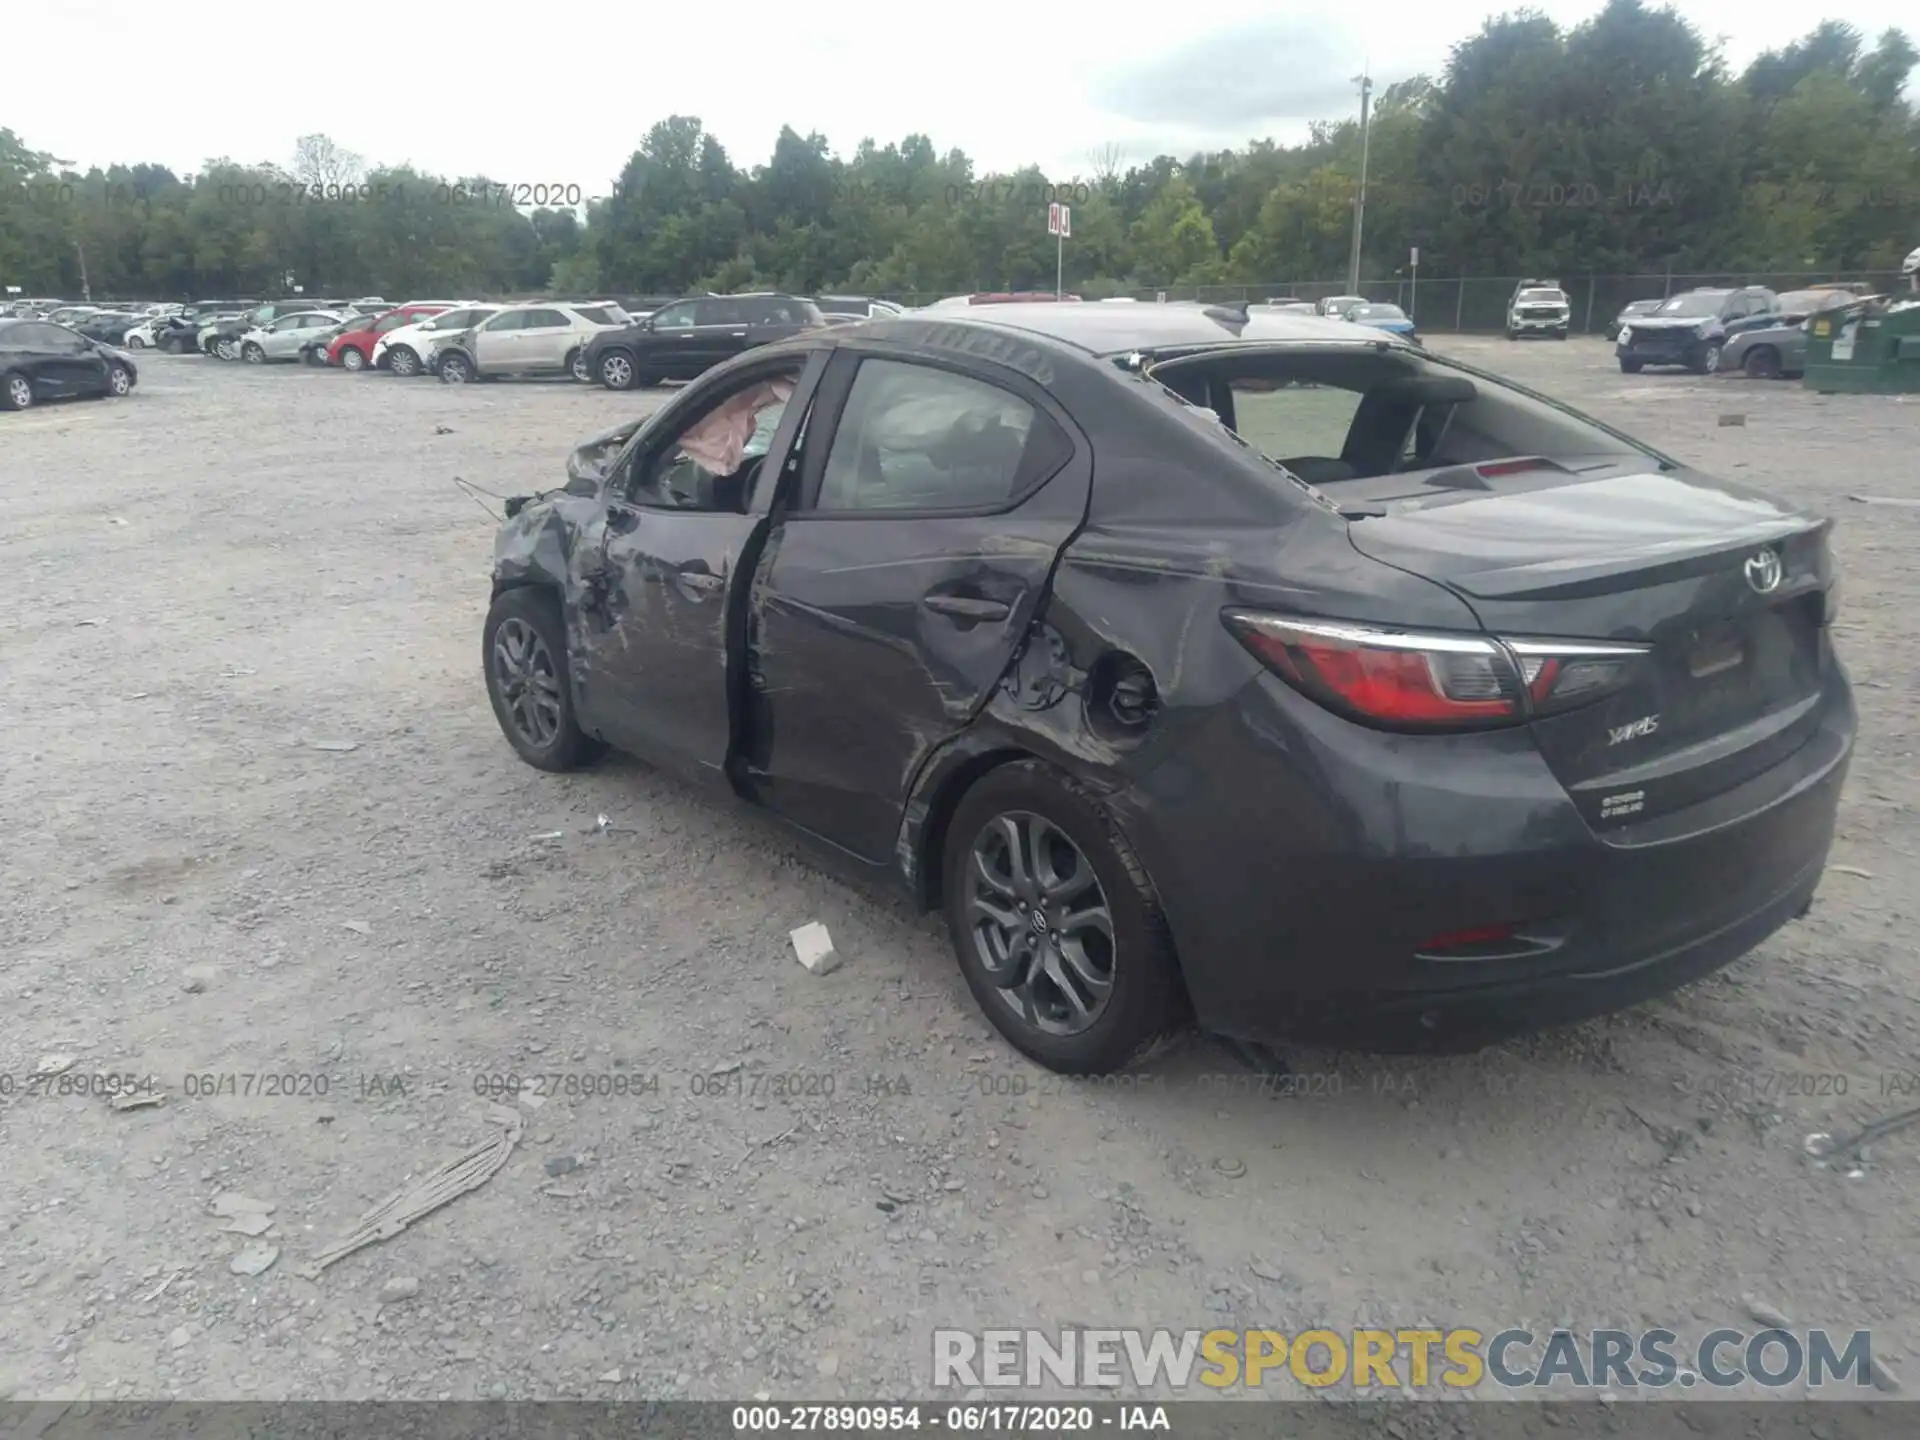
[1,338,1916,1406]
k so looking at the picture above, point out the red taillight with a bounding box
[1224,612,1649,730]
[1224,614,1523,728]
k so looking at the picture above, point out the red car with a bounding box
[327,303,454,371]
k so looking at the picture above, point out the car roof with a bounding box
[841,303,1390,361]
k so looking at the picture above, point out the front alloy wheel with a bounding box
[965,812,1116,1036]
[482,589,602,771]
[599,352,634,390]
[107,364,132,396]
[439,353,472,383]
[492,617,564,752]
[2,373,33,410]
[388,346,419,377]
[215,338,239,361]
[340,346,366,372]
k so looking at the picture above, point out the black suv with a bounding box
[1614,285,1776,375]
[583,293,826,390]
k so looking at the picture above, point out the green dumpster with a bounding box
[1802,296,1920,394]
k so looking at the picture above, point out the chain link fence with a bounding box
[887,272,1909,332]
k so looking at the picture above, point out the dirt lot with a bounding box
[1,338,1916,1406]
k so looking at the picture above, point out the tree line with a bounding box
[2,2,1915,303]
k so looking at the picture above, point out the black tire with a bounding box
[1505,329,1519,340]
[1743,345,1782,380]
[1554,330,1569,340]
[941,759,1190,1074]
[482,588,604,773]
[1,371,33,411]
[241,341,266,364]
[388,345,420,377]
[598,348,638,390]
[1619,357,1643,374]
[439,351,474,384]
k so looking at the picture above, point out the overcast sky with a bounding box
[8,0,1913,193]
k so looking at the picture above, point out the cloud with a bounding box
[1089,19,1372,129]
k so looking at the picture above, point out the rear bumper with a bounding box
[1116,665,1854,1052]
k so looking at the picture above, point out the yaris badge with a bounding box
[1744,549,1783,594]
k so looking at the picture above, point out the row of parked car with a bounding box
[100,292,911,387]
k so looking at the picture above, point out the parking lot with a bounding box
[2,336,1916,1405]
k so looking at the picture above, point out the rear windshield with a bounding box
[1142,346,1650,492]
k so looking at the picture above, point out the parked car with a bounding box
[1717,317,1817,380]
[73,310,146,345]
[1315,295,1367,318]
[199,301,323,359]
[431,302,628,384]
[239,310,349,363]
[1726,288,1861,339]
[1605,299,1662,342]
[814,295,905,320]
[581,294,825,390]
[372,305,502,376]
[0,318,139,410]
[1615,286,1776,374]
[1344,302,1419,343]
[479,302,1851,1072]
[1506,281,1571,339]
[326,302,458,371]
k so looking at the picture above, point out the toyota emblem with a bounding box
[1744,549,1783,594]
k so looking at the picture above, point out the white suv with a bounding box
[373,304,499,377]
[431,302,629,383]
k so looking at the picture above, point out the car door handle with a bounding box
[923,593,1011,621]
[730,332,746,338]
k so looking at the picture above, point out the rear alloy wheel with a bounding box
[215,337,240,361]
[599,351,636,390]
[943,760,1189,1074]
[106,364,133,397]
[242,341,266,364]
[340,346,366,372]
[1743,345,1782,380]
[388,345,420,377]
[439,352,473,384]
[126,334,148,349]
[482,589,603,772]
[2,372,33,410]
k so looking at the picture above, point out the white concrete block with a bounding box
[790,921,841,975]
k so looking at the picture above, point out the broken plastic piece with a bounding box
[791,921,841,975]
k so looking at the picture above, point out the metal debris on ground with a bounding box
[791,921,841,974]
[1806,1104,1920,1174]
[210,1193,275,1218]
[341,920,372,935]
[229,1243,280,1277]
[110,1090,166,1112]
[221,1212,274,1237]
[1848,495,1920,506]
[529,831,565,843]
[33,1055,78,1078]
[309,739,360,752]
[298,1106,524,1277]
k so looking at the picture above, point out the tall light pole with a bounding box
[1346,70,1373,296]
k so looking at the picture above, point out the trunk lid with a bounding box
[1345,460,1838,830]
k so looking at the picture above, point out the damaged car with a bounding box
[483,303,1853,1073]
